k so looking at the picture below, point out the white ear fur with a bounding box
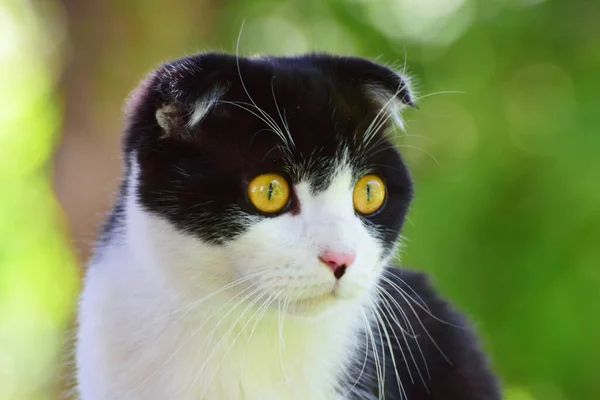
[187,86,227,128]
[155,86,226,137]
[364,72,416,132]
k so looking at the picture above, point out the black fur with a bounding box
[120,52,413,245]
[344,267,501,399]
[115,52,500,398]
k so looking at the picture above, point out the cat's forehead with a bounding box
[197,62,378,143]
[192,103,381,194]
[185,61,390,187]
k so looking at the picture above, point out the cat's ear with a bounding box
[311,54,416,128]
[318,55,415,107]
[124,53,235,140]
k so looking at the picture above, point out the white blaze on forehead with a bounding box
[296,166,355,212]
[294,165,359,253]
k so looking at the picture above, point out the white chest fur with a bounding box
[76,158,385,400]
[76,242,364,400]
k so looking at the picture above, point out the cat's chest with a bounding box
[138,308,357,400]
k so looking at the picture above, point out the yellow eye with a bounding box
[353,174,386,215]
[248,173,290,213]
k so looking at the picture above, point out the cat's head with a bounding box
[122,52,415,317]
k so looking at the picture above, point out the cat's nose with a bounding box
[319,251,356,279]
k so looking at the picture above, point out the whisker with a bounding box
[180,281,273,399]
[377,285,430,390]
[128,268,272,339]
[362,83,411,148]
[396,287,452,365]
[277,293,289,382]
[177,281,271,395]
[341,311,371,398]
[397,145,440,165]
[380,273,462,328]
[198,289,282,399]
[217,100,289,149]
[374,287,415,385]
[364,298,386,399]
[233,25,293,155]
[371,291,408,400]
[132,278,268,397]
[413,90,466,101]
[271,76,295,150]
[362,98,395,148]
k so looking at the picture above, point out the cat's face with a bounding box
[125,53,414,317]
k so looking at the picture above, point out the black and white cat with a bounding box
[75,52,501,399]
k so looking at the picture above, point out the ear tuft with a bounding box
[308,54,417,131]
[155,104,181,137]
[362,70,417,131]
[187,86,228,128]
[124,53,235,145]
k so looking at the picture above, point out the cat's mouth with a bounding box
[285,292,339,316]
[282,284,359,316]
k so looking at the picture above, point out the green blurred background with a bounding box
[1,0,599,398]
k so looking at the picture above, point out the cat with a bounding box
[75,52,501,399]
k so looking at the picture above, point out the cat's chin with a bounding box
[282,292,359,319]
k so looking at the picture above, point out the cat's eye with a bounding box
[248,173,291,214]
[353,174,386,215]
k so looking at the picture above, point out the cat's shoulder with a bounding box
[379,264,473,330]
[377,265,502,399]
[380,266,447,306]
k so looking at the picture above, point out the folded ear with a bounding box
[312,54,415,106]
[309,54,416,128]
[123,52,237,146]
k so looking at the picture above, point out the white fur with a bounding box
[76,156,390,399]
[188,87,226,128]
[363,70,416,135]
[364,84,409,133]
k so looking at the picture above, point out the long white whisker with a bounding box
[378,284,431,388]
[218,100,289,148]
[195,290,270,399]
[128,274,271,395]
[380,273,461,328]
[368,104,397,146]
[362,84,410,148]
[130,268,272,339]
[381,272,431,312]
[174,281,272,399]
[271,76,295,150]
[397,145,440,165]
[413,90,466,101]
[234,25,292,154]
[397,286,452,365]
[363,300,385,399]
[375,287,414,386]
[277,295,290,382]
[341,311,371,398]
[371,292,407,400]
[198,289,282,399]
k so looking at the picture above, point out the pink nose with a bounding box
[319,251,356,279]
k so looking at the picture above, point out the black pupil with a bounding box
[268,181,274,200]
[366,183,371,201]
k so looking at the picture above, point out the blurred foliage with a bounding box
[1,0,599,399]
[0,0,80,399]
